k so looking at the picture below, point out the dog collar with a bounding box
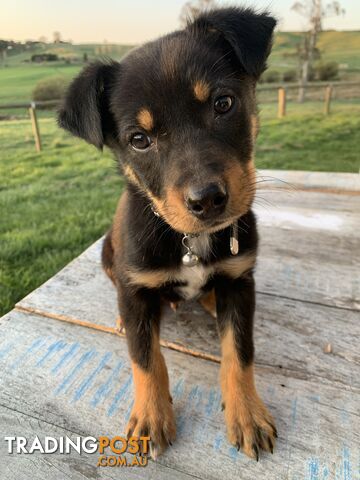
[151,205,239,266]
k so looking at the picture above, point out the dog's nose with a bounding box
[185,183,228,219]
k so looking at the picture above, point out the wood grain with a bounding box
[0,311,359,480]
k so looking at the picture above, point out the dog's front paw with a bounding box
[126,396,176,459]
[224,390,277,460]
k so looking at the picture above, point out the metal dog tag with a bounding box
[230,222,239,255]
[182,234,200,267]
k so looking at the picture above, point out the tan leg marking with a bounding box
[126,335,175,459]
[221,327,277,460]
[199,289,217,318]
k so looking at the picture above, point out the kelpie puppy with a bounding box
[59,7,277,460]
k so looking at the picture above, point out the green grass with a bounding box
[271,30,360,74]
[1,102,359,316]
[0,117,123,316]
[256,100,360,172]
[0,64,82,104]
[1,30,360,106]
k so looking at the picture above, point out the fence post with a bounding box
[324,85,333,115]
[278,87,286,118]
[28,102,42,152]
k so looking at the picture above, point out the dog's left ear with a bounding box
[58,61,119,149]
[190,7,277,78]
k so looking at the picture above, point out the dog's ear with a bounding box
[190,7,277,78]
[58,61,119,149]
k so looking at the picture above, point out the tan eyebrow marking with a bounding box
[193,80,210,102]
[136,108,154,131]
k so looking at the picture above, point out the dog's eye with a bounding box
[130,132,152,151]
[214,95,234,114]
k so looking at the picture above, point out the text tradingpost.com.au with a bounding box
[4,435,150,467]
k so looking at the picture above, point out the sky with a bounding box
[1,0,359,44]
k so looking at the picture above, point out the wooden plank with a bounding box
[15,232,360,387]
[0,310,359,480]
[255,189,360,213]
[256,169,360,194]
[16,290,360,389]
[159,294,360,389]
[16,239,118,331]
[0,407,196,480]
[257,226,359,310]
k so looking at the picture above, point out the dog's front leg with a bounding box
[118,283,176,459]
[215,273,277,460]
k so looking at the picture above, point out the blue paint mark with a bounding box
[107,373,133,417]
[188,385,203,408]
[205,388,216,416]
[0,342,14,360]
[322,466,329,479]
[124,399,134,423]
[176,414,187,436]
[308,458,320,480]
[51,342,80,374]
[309,395,320,403]
[188,385,199,404]
[340,409,349,424]
[73,351,112,401]
[55,349,97,395]
[213,432,223,450]
[181,385,203,437]
[229,445,238,461]
[343,446,351,480]
[36,340,67,367]
[91,360,123,407]
[172,378,185,400]
[11,336,49,368]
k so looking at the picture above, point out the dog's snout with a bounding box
[185,183,228,219]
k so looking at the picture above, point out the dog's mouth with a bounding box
[150,162,256,234]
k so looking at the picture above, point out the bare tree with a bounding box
[292,0,345,102]
[179,0,217,27]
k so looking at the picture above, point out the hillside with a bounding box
[0,30,359,104]
[271,30,360,75]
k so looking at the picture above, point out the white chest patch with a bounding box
[176,233,213,300]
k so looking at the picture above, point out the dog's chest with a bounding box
[175,234,213,300]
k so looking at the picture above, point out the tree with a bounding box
[179,0,217,27]
[292,0,344,102]
[53,31,61,44]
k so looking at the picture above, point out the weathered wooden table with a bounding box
[1,171,359,479]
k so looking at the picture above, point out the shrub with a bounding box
[262,70,281,83]
[283,69,297,82]
[316,62,339,81]
[32,76,68,101]
[31,53,58,62]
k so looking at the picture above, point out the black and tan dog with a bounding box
[59,7,277,460]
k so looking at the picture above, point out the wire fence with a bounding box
[0,82,359,152]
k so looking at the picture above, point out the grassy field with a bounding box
[1,101,359,316]
[271,31,360,75]
[0,64,81,104]
[0,118,123,316]
[0,30,360,105]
